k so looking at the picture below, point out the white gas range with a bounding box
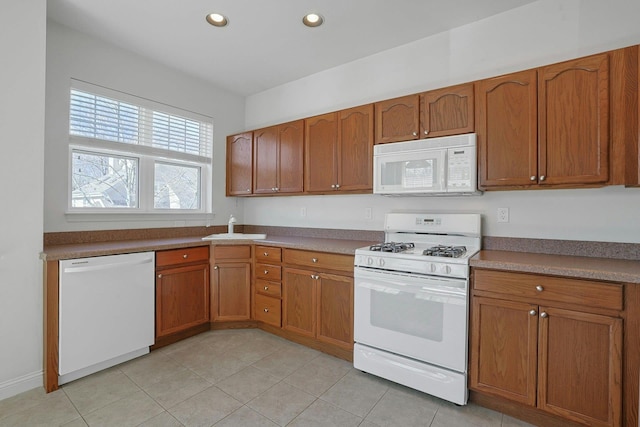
[353,212,481,405]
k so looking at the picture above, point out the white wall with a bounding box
[0,1,47,399]
[44,21,247,232]
[244,0,640,243]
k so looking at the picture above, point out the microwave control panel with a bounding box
[447,146,476,190]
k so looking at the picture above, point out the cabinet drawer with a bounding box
[474,269,623,311]
[256,246,282,263]
[255,294,281,327]
[256,263,282,281]
[156,246,209,268]
[256,279,281,297]
[284,249,353,272]
[213,245,251,260]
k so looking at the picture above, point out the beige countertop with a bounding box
[471,250,640,284]
[41,235,375,261]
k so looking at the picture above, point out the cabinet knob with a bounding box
[214,266,218,270]
[264,286,269,291]
[424,129,429,135]
[263,252,268,256]
[246,188,251,192]
[263,308,269,313]
[275,187,279,191]
[539,175,546,181]
[530,176,536,181]
[335,184,340,189]
[157,274,162,279]
[183,254,188,259]
[529,309,537,316]
[540,311,548,318]
[312,258,318,263]
[264,270,269,274]
[535,285,544,292]
[331,184,336,188]
[412,131,417,136]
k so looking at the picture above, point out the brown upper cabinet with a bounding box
[478,53,611,189]
[374,83,474,144]
[305,104,374,193]
[253,120,304,195]
[226,132,253,196]
[538,53,609,186]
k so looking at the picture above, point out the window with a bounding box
[68,80,213,213]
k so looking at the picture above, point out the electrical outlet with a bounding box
[365,207,372,220]
[300,207,307,217]
[497,207,510,223]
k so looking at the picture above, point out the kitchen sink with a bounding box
[202,233,267,241]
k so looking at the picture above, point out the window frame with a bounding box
[66,80,213,216]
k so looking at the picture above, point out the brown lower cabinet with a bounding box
[470,268,624,427]
[155,246,210,339]
[211,245,252,322]
[281,249,354,352]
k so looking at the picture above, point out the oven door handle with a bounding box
[356,277,467,305]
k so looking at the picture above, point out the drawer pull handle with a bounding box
[264,286,269,291]
[540,311,548,318]
[312,258,318,263]
[263,308,269,313]
[183,254,188,259]
[535,285,544,292]
[264,270,269,274]
[529,309,537,316]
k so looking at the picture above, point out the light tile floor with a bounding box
[0,329,536,426]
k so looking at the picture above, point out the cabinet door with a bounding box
[253,126,279,194]
[212,262,251,321]
[537,307,622,427]
[374,94,420,144]
[278,120,304,193]
[305,113,338,192]
[226,132,253,196]
[338,104,373,191]
[420,83,474,138]
[316,272,353,350]
[282,268,316,337]
[156,263,210,338]
[477,70,538,188]
[469,296,538,406]
[539,53,609,185]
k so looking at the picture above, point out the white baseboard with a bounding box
[0,370,43,401]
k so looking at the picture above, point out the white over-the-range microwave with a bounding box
[373,133,481,196]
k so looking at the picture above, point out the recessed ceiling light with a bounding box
[206,13,228,27]
[302,13,324,27]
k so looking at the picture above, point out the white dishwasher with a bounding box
[59,251,155,384]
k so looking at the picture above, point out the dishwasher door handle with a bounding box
[63,256,153,274]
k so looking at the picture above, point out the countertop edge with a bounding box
[41,235,374,261]
[471,250,640,284]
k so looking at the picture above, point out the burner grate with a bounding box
[369,242,415,253]
[422,245,467,258]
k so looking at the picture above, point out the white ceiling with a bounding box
[47,0,537,96]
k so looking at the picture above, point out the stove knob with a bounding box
[430,264,437,273]
[378,258,385,267]
[367,257,373,266]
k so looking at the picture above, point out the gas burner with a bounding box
[422,245,467,258]
[369,242,415,253]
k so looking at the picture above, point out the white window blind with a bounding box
[69,80,213,160]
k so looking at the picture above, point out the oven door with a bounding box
[354,266,468,372]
